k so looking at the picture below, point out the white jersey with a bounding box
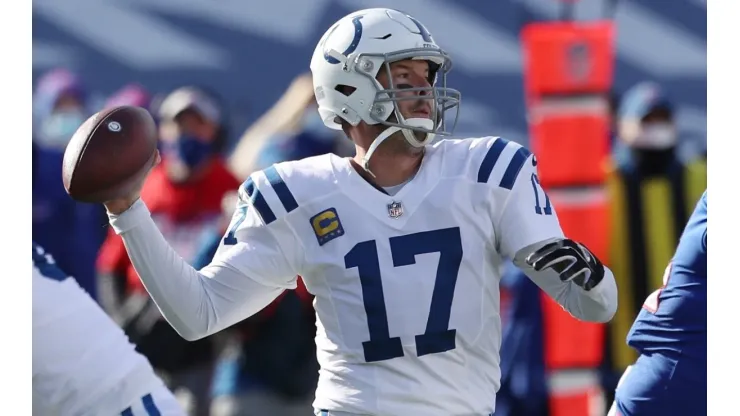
[214,137,563,415]
[32,243,181,416]
[109,136,616,416]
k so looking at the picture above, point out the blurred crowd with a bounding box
[32,65,705,416]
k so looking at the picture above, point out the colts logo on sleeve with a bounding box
[310,208,344,246]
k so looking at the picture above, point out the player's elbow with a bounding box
[156,314,207,341]
[572,299,616,324]
[590,300,617,323]
[601,268,619,322]
[156,291,220,342]
[583,268,618,323]
[165,314,213,341]
[176,327,208,342]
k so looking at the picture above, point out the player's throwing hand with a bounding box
[103,149,160,214]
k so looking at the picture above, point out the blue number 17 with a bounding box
[344,227,463,363]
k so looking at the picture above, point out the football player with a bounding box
[32,242,184,415]
[101,8,617,415]
[608,191,707,416]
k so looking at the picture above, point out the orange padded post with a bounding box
[521,21,615,188]
[521,13,616,416]
[549,384,605,416]
[522,21,614,96]
[539,188,609,371]
[521,17,615,391]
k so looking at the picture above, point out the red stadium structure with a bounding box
[521,1,616,414]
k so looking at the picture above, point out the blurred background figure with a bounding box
[32,67,106,298]
[33,68,88,150]
[227,73,350,180]
[603,81,706,398]
[104,83,152,110]
[96,85,240,415]
[208,281,318,416]
[252,103,350,171]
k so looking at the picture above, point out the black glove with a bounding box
[525,239,605,291]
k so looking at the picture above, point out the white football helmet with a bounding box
[310,8,461,173]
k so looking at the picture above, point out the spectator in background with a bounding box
[252,99,351,170]
[32,68,106,298]
[603,81,706,399]
[33,68,88,150]
[227,73,350,180]
[96,85,240,416]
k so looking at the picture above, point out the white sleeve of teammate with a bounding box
[489,141,617,323]
[108,177,301,341]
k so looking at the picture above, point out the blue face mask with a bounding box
[37,110,86,149]
[165,134,214,168]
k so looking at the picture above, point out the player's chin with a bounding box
[412,130,428,143]
[390,129,428,150]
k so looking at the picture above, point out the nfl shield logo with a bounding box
[387,201,404,219]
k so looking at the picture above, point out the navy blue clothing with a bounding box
[615,191,707,415]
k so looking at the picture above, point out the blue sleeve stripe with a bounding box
[498,146,532,190]
[244,176,277,224]
[477,138,509,183]
[263,165,299,213]
[142,393,161,416]
[120,393,161,416]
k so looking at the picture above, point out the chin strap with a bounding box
[361,126,401,178]
[361,118,436,178]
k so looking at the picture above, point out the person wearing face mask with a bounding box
[601,82,706,403]
[32,68,107,299]
[96,85,240,416]
[33,68,89,150]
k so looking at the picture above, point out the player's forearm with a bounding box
[514,240,618,323]
[107,199,284,340]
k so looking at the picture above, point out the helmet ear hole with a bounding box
[332,85,360,125]
[335,84,357,96]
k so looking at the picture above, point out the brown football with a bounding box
[62,106,158,203]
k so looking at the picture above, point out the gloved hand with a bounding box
[525,239,605,291]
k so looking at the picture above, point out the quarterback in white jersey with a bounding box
[32,242,184,416]
[101,8,618,416]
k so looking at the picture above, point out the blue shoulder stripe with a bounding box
[263,165,299,213]
[477,138,509,183]
[477,138,532,189]
[243,176,277,224]
[499,146,532,190]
